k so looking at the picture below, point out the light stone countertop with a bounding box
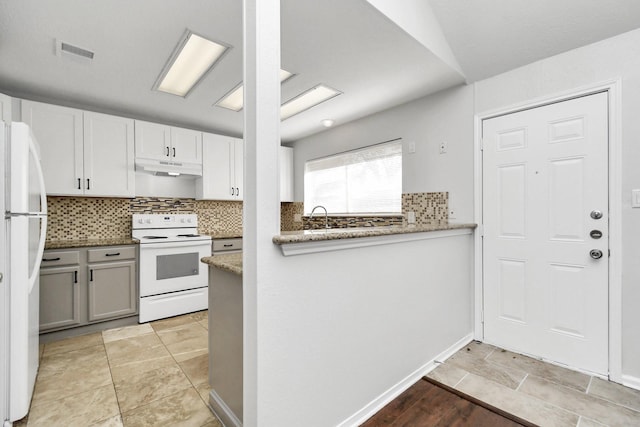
[205,232,243,239]
[45,238,139,250]
[272,223,477,245]
[202,253,243,276]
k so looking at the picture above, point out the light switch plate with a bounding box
[407,211,416,224]
[632,189,640,208]
[408,141,416,154]
[294,214,302,222]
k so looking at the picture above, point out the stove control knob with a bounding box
[145,219,152,224]
[180,218,186,223]
[138,219,144,224]
[188,218,193,223]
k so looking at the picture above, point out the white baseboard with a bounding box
[337,333,474,427]
[208,389,242,427]
[621,374,640,391]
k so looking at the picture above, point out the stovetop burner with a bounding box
[142,236,169,239]
[177,234,200,238]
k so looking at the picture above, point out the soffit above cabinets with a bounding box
[1,0,639,143]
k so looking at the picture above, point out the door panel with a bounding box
[483,92,609,375]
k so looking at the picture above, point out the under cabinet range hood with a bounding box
[135,158,203,177]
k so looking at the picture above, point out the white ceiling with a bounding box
[1,1,639,143]
[429,0,640,82]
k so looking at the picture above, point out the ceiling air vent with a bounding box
[55,39,94,62]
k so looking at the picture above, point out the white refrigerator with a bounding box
[1,122,47,424]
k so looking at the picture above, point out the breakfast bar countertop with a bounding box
[202,253,243,276]
[45,237,139,250]
[272,223,477,245]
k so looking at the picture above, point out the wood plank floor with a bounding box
[361,378,533,427]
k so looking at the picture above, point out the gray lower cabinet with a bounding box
[40,266,82,331]
[88,261,136,322]
[40,245,138,333]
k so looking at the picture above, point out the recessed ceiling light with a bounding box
[321,119,335,128]
[215,69,294,112]
[281,85,342,121]
[154,31,230,97]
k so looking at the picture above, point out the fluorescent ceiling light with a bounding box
[215,69,294,112]
[281,85,342,121]
[321,119,335,127]
[155,31,230,97]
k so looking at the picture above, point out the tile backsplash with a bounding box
[301,192,449,229]
[46,196,301,241]
[46,197,244,241]
[402,192,448,226]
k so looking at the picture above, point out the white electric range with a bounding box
[132,214,211,322]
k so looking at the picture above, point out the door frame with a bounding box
[473,79,623,382]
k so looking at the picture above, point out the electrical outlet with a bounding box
[407,211,416,224]
[439,141,448,154]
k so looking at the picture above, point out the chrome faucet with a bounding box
[309,205,328,230]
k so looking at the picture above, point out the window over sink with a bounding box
[304,139,402,214]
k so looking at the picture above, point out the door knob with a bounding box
[590,249,603,259]
[590,210,603,219]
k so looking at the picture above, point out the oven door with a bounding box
[139,240,210,297]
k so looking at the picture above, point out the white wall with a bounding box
[291,84,475,223]
[475,28,640,381]
[260,234,474,425]
[290,27,640,382]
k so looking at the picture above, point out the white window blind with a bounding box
[304,140,402,214]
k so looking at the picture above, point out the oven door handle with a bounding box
[138,241,211,250]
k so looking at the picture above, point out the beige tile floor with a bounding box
[15,311,221,427]
[428,341,640,427]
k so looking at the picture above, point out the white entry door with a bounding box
[482,92,609,375]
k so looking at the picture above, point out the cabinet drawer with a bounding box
[88,246,136,262]
[41,251,80,267]
[212,238,242,253]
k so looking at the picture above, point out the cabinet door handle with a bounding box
[74,271,78,283]
[166,146,170,157]
[223,244,233,247]
[90,269,93,281]
[172,147,176,157]
[231,187,234,196]
[105,252,120,257]
[42,257,61,262]
[236,187,239,197]
[86,179,90,190]
[77,178,81,190]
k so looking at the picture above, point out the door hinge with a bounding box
[608,249,611,258]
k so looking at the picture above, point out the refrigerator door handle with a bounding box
[27,135,48,293]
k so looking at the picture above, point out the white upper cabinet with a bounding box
[22,100,135,197]
[0,92,11,122]
[83,112,135,197]
[171,127,202,164]
[280,146,294,202]
[22,100,84,196]
[135,120,202,165]
[134,120,170,161]
[196,132,243,201]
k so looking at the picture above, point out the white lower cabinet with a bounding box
[197,132,243,200]
[22,100,135,197]
[39,245,138,333]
